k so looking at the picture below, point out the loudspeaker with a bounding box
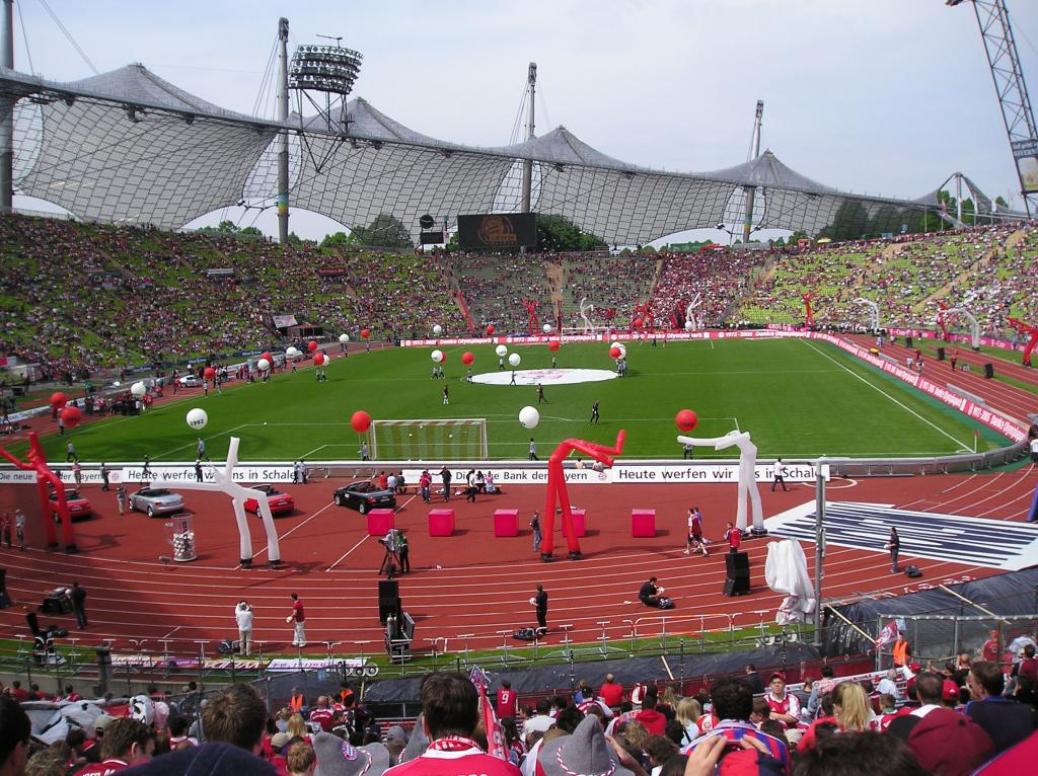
[378,597,401,625]
[725,552,750,576]
[905,336,913,348]
[0,568,8,609]
[937,347,945,361]
[378,580,399,602]
[904,565,923,578]
[723,551,751,596]
[984,363,994,379]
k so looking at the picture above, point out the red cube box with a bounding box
[564,508,586,538]
[366,508,395,537]
[493,509,519,537]
[428,508,456,537]
[631,508,655,538]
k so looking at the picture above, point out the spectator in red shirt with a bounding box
[724,522,742,552]
[308,696,334,732]
[75,718,154,775]
[1018,644,1038,685]
[634,690,667,736]
[288,593,307,648]
[599,674,625,709]
[981,630,1001,663]
[495,679,518,720]
[8,681,29,703]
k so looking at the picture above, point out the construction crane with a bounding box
[947,0,1038,216]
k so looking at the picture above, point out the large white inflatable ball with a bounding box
[339,333,350,344]
[508,353,521,368]
[542,323,552,333]
[186,408,208,430]
[257,357,270,371]
[495,344,508,358]
[431,349,444,363]
[432,324,443,336]
[130,381,147,398]
[519,406,540,429]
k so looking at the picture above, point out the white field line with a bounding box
[155,423,249,460]
[800,340,972,451]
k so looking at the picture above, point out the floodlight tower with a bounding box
[520,62,537,213]
[947,0,1038,216]
[0,0,14,213]
[743,100,764,244]
[276,18,290,244]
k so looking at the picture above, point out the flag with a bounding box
[875,619,898,648]
[469,668,508,761]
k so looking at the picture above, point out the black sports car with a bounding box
[333,481,397,514]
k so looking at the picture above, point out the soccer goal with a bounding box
[370,418,489,461]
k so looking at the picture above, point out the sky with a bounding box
[12,0,1038,242]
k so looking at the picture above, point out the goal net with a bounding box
[370,418,489,461]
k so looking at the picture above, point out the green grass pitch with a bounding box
[28,338,1003,463]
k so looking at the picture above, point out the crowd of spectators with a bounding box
[3,637,1037,776]
[448,254,556,334]
[650,250,770,328]
[557,255,657,330]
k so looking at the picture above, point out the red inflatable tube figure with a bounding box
[0,432,76,552]
[1008,317,1038,367]
[541,430,626,561]
[523,299,540,337]
[802,292,815,329]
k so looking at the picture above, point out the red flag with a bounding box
[470,668,508,761]
[875,620,898,648]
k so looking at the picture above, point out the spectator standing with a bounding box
[115,486,127,516]
[419,469,432,503]
[533,583,548,633]
[100,462,110,491]
[771,458,788,492]
[1,512,9,549]
[530,511,542,552]
[14,508,25,550]
[724,522,742,553]
[235,601,253,657]
[528,438,538,461]
[440,466,451,502]
[69,580,88,629]
[287,593,307,648]
[886,527,901,573]
[599,674,625,709]
[965,660,1036,754]
[383,672,521,775]
[496,679,518,720]
[72,460,82,487]
[743,664,765,695]
[397,530,410,574]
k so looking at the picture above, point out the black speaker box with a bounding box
[723,576,750,596]
[0,568,8,609]
[378,580,399,603]
[937,347,945,361]
[725,551,750,576]
[984,363,994,379]
[904,565,923,578]
[378,597,401,625]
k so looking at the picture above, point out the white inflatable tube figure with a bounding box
[579,297,595,336]
[765,538,816,624]
[945,306,981,349]
[149,436,281,566]
[676,431,765,535]
[853,298,880,332]
[685,294,703,330]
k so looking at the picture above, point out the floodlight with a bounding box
[289,43,363,96]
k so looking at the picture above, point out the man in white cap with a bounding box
[384,672,520,775]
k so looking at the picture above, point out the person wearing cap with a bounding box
[536,715,636,776]
[313,732,390,776]
[383,672,520,775]
[966,660,1037,754]
[887,671,993,776]
[75,718,155,775]
[941,679,963,709]
[763,673,800,728]
[383,726,408,764]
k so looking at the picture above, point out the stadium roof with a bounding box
[0,63,1014,243]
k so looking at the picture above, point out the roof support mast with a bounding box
[1,0,14,213]
[276,17,290,244]
[742,100,763,244]
[948,0,1038,216]
[520,62,536,213]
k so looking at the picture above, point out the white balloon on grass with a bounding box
[508,353,521,368]
[130,381,147,398]
[519,405,540,429]
[286,346,300,358]
[542,323,552,333]
[186,408,208,430]
[431,349,444,363]
[495,344,508,358]
[339,333,350,344]
[257,357,270,371]
[432,324,443,336]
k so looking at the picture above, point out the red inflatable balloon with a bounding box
[50,392,68,409]
[261,351,273,364]
[676,409,699,432]
[485,324,495,336]
[203,367,216,380]
[633,318,643,328]
[351,410,372,434]
[307,340,318,352]
[360,328,371,340]
[461,351,475,365]
[313,352,326,366]
[548,340,561,352]
[60,406,83,429]
[609,346,621,359]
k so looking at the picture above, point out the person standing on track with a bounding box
[685,506,708,556]
[287,592,306,648]
[533,583,548,634]
[530,511,542,553]
[235,601,253,657]
[772,458,789,492]
[885,527,901,573]
[69,580,88,629]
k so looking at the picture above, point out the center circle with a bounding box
[470,368,619,386]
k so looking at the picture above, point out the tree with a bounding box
[535,214,606,252]
[348,214,412,249]
[240,226,263,238]
[320,231,352,250]
[817,200,870,242]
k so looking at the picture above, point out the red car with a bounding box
[244,484,294,517]
[50,487,93,522]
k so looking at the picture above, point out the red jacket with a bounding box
[599,681,625,707]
